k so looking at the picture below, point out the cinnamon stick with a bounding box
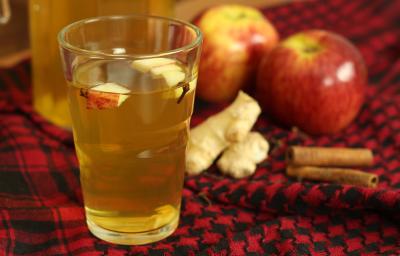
[286,146,373,167]
[287,166,378,188]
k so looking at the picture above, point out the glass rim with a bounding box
[58,14,203,59]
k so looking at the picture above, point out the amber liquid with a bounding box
[68,59,195,244]
[29,0,175,128]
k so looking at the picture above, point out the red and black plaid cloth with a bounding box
[0,0,399,255]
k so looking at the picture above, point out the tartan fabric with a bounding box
[0,0,399,255]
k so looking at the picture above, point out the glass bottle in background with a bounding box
[29,0,175,128]
[0,0,11,24]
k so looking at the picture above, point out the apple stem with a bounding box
[225,12,247,20]
[304,47,319,53]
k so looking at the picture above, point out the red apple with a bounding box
[256,30,367,135]
[195,5,279,103]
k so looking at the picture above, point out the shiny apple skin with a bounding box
[195,5,279,103]
[256,30,367,135]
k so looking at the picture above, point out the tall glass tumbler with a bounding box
[58,15,202,245]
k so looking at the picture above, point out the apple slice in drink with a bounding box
[160,70,185,87]
[131,58,176,73]
[83,82,130,110]
[150,63,182,77]
[131,58,188,100]
[160,69,191,101]
[149,63,186,94]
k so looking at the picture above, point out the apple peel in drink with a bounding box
[81,82,131,110]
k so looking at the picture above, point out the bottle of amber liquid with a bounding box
[29,0,175,128]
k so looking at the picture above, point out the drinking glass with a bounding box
[58,15,202,245]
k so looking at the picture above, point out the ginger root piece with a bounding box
[217,132,269,178]
[186,91,261,175]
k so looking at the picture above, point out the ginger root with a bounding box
[217,132,269,178]
[186,91,261,175]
